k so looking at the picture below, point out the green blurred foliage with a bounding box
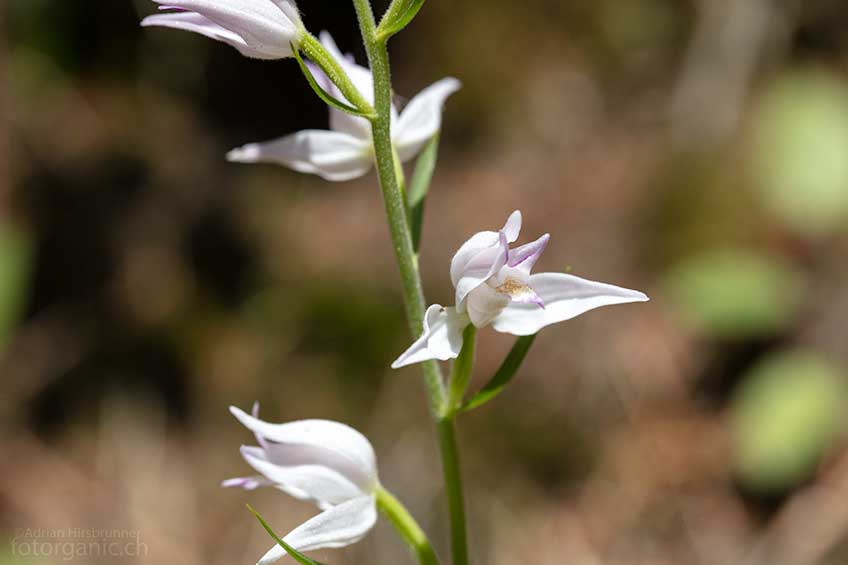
[664,248,804,340]
[0,225,31,351]
[751,68,848,237]
[241,282,407,404]
[731,350,848,492]
[646,155,765,268]
[599,0,682,70]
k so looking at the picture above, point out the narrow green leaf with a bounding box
[446,324,477,415]
[292,44,372,118]
[377,0,426,40]
[408,133,439,252]
[246,504,329,565]
[378,0,413,30]
[460,335,536,413]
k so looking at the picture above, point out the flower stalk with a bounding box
[298,32,375,117]
[350,0,468,563]
[436,417,468,565]
[376,486,440,565]
[350,0,444,414]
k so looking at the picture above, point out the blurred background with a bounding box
[3,0,848,563]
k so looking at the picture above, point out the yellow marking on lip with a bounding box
[495,277,531,297]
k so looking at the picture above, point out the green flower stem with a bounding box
[439,325,474,565]
[298,32,374,116]
[376,486,440,565]
[350,0,444,413]
[351,1,469,564]
[437,417,468,565]
[446,324,477,417]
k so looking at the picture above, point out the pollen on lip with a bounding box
[495,277,527,295]
[495,277,544,308]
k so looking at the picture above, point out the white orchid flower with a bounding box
[223,404,379,564]
[226,31,461,181]
[141,0,304,60]
[392,210,649,368]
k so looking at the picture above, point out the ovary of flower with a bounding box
[226,31,462,181]
[140,0,304,60]
[391,210,650,368]
[223,404,379,564]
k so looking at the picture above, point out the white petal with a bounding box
[227,130,373,181]
[451,211,521,308]
[491,272,649,336]
[240,445,364,509]
[141,12,260,57]
[258,495,377,565]
[394,77,462,162]
[272,0,302,28]
[230,408,378,488]
[330,109,373,142]
[449,230,500,288]
[465,284,509,328]
[150,0,300,58]
[501,210,522,243]
[391,305,468,368]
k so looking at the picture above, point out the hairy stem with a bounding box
[351,1,469,563]
[351,0,444,413]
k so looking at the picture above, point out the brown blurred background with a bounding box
[4,0,848,564]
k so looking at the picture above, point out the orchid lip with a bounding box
[494,277,545,309]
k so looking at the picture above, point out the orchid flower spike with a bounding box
[141,0,304,60]
[392,210,649,368]
[226,31,461,181]
[223,404,379,564]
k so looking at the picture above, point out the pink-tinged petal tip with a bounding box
[509,233,550,272]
